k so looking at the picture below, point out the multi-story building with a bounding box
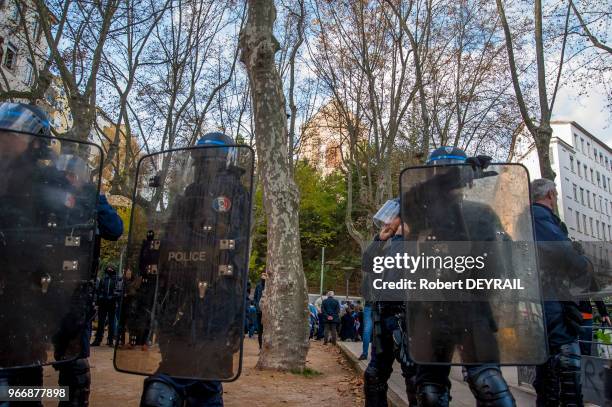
[517,121,612,242]
[300,101,367,176]
[0,0,53,94]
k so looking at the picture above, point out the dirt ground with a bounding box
[43,338,363,406]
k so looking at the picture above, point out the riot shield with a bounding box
[398,163,547,365]
[114,145,254,381]
[0,129,102,369]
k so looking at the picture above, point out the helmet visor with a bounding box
[427,155,467,165]
[0,103,50,136]
[373,199,400,228]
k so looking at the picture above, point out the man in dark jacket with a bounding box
[322,291,340,345]
[531,178,591,406]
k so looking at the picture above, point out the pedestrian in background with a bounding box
[254,272,268,349]
[322,291,340,345]
[247,301,257,338]
[92,265,121,346]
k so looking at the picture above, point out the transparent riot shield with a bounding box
[114,145,254,381]
[0,129,102,369]
[399,163,547,365]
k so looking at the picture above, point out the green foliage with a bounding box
[249,161,361,293]
[596,329,612,345]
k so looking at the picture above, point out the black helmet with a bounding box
[426,146,467,165]
[0,102,51,136]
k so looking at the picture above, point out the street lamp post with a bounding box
[341,266,355,302]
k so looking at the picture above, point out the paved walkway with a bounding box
[338,341,536,406]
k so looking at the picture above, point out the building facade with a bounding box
[0,0,50,93]
[517,121,612,242]
[300,102,367,176]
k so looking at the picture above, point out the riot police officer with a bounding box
[0,102,123,407]
[138,132,250,407]
[0,102,60,407]
[363,200,417,406]
[405,147,516,407]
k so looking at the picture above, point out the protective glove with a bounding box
[465,155,492,170]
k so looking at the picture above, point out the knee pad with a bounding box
[417,383,450,407]
[364,365,390,392]
[58,359,91,407]
[467,367,515,407]
[401,364,418,405]
[141,379,183,407]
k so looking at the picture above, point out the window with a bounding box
[604,223,608,241]
[581,188,585,205]
[600,153,604,164]
[587,190,591,208]
[590,217,594,237]
[594,148,598,160]
[586,165,589,180]
[591,168,594,183]
[573,184,578,201]
[605,176,608,191]
[31,17,42,42]
[587,142,591,157]
[578,161,582,177]
[574,134,579,148]
[570,156,575,172]
[597,220,601,239]
[584,214,588,234]
[581,138,585,152]
[600,197,604,213]
[576,211,581,232]
[9,1,19,22]
[597,171,601,187]
[4,43,16,70]
[606,199,609,215]
[24,59,33,86]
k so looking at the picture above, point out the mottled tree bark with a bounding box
[239,0,309,371]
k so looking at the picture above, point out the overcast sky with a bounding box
[553,83,611,146]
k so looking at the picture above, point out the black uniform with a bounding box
[0,142,102,407]
[134,153,250,406]
[401,168,515,407]
[363,235,418,407]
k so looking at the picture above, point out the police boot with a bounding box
[401,363,418,406]
[364,366,389,407]
[557,342,583,407]
[416,383,450,407]
[466,366,515,407]
[535,357,560,407]
[58,358,91,407]
[141,379,183,407]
